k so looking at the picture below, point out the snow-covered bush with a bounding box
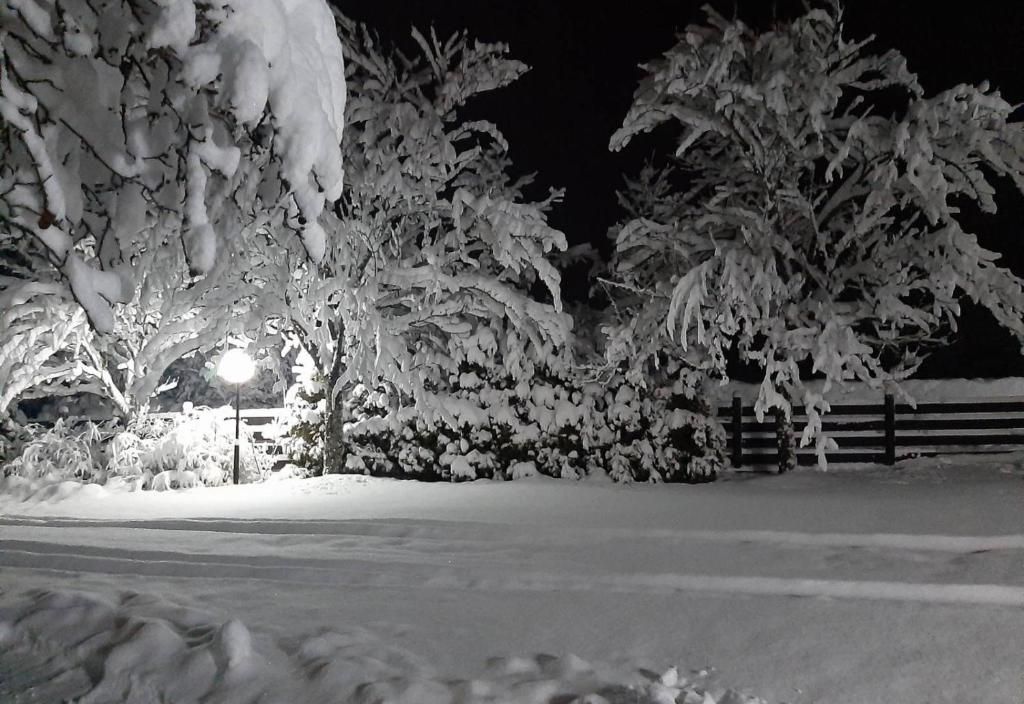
[1,406,273,488]
[1,418,105,482]
[283,359,725,483]
[597,370,725,483]
[109,406,274,487]
[0,417,30,466]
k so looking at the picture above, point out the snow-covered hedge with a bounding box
[283,366,725,483]
[1,406,274,489]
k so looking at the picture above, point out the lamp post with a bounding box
[216,348,256,484]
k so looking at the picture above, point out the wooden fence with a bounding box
[37,397,1024,470]
[718,394,1024,467]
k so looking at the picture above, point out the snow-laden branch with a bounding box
[0,0,346,332]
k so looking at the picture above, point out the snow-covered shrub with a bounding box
[110,406,273,487]
[0,417,33,467]
[1,407,274,488]
[0,254,95,418]
[284,361,725,483]
[578,368,725,484]
[1,419,105,482]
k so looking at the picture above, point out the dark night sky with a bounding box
[336,1,1024,376]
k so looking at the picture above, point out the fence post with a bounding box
[775,407,796,474]
[883,392,896,465]
[731,394,743,468]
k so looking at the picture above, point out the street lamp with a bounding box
[217,348,256,484]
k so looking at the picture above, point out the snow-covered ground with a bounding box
[2,458,1024,703]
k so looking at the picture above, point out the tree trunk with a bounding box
[775,406,796,474]
[321,341,347,475]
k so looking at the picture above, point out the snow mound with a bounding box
[0,475,129,504]
[0,588,767,704]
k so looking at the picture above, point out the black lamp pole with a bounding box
[233,383,241,484]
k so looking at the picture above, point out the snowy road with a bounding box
[2,461,1024,703]
[4,517,1024,603]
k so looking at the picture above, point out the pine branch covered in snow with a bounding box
[608,2,1024,464]
[0,0,346,332]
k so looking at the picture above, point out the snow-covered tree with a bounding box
[0,224,249,418]
[0,0,346,333]
[259,19,572,473]
[608,2,1024,462]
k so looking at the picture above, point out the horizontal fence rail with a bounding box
[717,394,1024,467]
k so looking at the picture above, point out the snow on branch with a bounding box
[0,0,346,332]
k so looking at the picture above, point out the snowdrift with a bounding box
[0,588,764,704]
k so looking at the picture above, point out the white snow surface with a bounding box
[3,457,1024,703]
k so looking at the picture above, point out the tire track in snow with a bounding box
[482,572,1024,607]
[4,541,1024,608]
[6,519,1024,591]
[5,516,1024,553]
[600,529,1024,553]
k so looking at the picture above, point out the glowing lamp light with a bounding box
[216,348,255,485]
[217,348,256,385]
